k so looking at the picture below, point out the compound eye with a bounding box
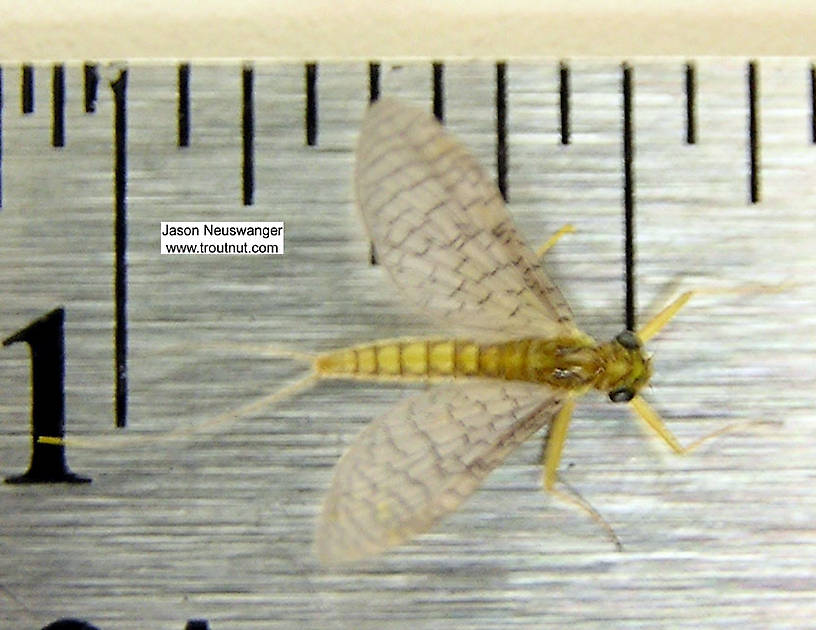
[615,330,641,350]
[609,387,635,403]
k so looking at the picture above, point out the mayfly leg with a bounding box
[628,395,744,455]
[539,396,622,550]
[541,397,575,491]
[631,283,790,454]
[535,224,576,260]
[637,283,789,343]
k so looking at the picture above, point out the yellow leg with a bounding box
[535,224,575,259]
[629,394,753,455]
[637,283,789,343]
[541,397,575,490]
[540,397,622,550]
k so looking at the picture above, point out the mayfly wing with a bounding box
[315,381,566,564]
[355,98,578,340]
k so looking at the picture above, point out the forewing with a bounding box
[355,98,577,339]
[315,381,565,564]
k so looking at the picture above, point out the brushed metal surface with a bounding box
[1,60,815,629]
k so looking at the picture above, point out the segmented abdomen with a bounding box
[315,339,552,382]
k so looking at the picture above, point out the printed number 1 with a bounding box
[3,307,90,483]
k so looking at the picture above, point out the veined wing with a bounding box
[315,381,565,564]
[355,98,577,340]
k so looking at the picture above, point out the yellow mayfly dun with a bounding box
[303,98,739,564]
[36,97,774,565]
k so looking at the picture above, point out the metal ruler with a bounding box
[1,59,816,629]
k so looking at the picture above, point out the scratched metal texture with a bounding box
[1,60,815,629]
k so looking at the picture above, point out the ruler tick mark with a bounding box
[242,65,254,206]
[432,62,444,123]
[21,64,34,114]
[367,61,381,264]
[111,69,128,429]
[52,64,65,148]
[622,62,636,333]
[305,63,318,147]
[369,62,381,104]
[559,61,570,145]
[810,63,816,144]
[0,67,3,208]
[84,63,98,113]
[178,63,191,148]
[747,60,761,204]
[496,61,508,202]
[685,62,697,144]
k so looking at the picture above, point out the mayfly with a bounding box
[36,98,764,564]
[296,97,736,564]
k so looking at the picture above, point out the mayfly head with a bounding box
[605,330,652,403]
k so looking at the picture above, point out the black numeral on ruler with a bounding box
[3,308,90,484]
